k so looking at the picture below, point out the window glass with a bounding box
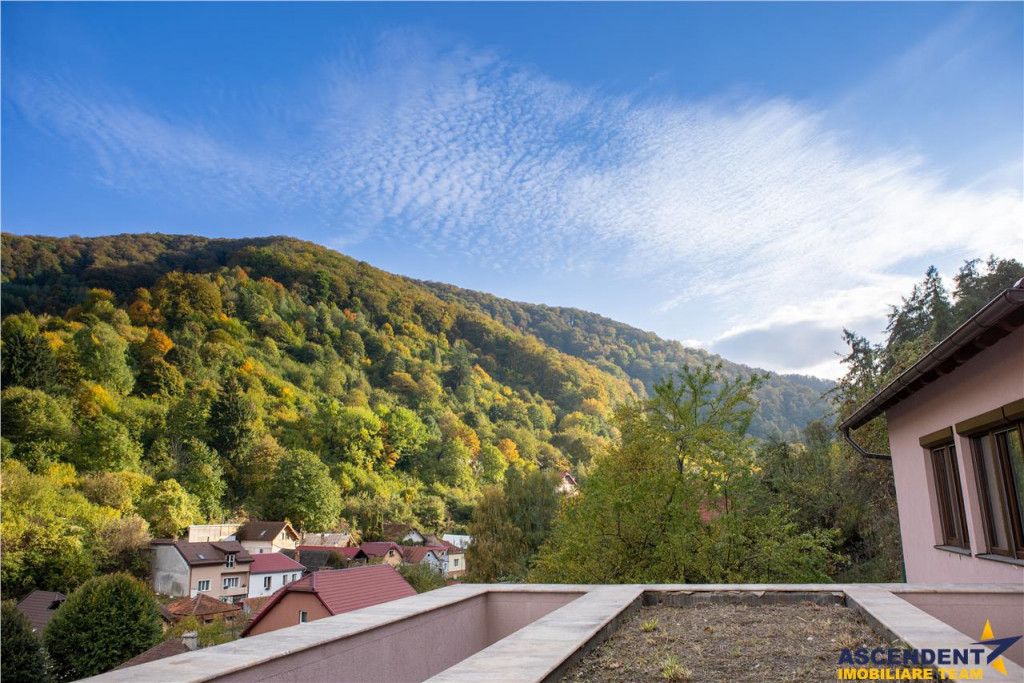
[999,427,1024,538]
[974,435,1010,551]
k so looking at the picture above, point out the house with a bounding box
[399,546,446,573]
[422,535,467,578]
[557,471,578,495]
[441,534,471,550]
[241,565,417,637]
[840,281,1024,584]
[360,542,404,567]
[16,590,66,633]
[113,632,200,671]
[299,531,353,548]
[236,521,300,554]
[287,546,368,572]
[248,552,306,598]
[381,523,425,544]
[187,523,242,543]
[439,539,466,578]
[151,539,254,602]
[164,593,242,625]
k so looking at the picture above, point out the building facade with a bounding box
[841,284,1024,584]
[151,540,254,602]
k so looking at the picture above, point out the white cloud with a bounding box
[9,31,1022,379]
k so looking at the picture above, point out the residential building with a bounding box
[400,545,446,573]
[557,471,578,495]
[840,282,1024,584]
[360,541,404,567]
[150,539,254,602]
[288,546,368,572]
[381,523,425,544]
[164,593,243,625]
[248,552,306,598]
[441,534,471,550]
[241,565,417,637]
[422,535,466,578]
[16,590,66,633]
[299,531,353,548]
[113,632,200,671]
[186,523,242,543]
[236,521,300,554]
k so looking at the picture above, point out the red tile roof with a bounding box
[250,552,305,574]
[360,541,404,559]
[113,638,191,670]
[165,593,242,620]
[241,565,417,637]
[16,590,66,633]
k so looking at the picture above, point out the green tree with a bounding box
[43,574,162,681]
[1,326,58,390]
[137,479,201,537]
[168,437,226,520]
[398,563,447,593]
[209,375,263,496]
[531,364,835,584]
[151,272,222,326]
[263,449,341,531]
[2,600,50,683]
[72,322,134,395]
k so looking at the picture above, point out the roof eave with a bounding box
[839,285,1024,433]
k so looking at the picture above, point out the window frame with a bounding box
[299,611,308,624]
[225,553,236,568]
[223,576,240,590]
[929,442,970,550]
[196,579,210,592]
[263,576,272,590]
[970,421,1024,560]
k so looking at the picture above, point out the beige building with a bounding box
[236,521,300,554]
[151,540,254,603]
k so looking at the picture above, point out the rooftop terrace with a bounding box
[85,583,1023,682]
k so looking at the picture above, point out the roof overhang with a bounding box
[839,284,1024,434]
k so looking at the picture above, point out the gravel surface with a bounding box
[562,601,896,682]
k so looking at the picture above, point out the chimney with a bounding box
[182,631,199,651]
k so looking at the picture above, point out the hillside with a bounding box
[421,282,833,439]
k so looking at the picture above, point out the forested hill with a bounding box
[422,282,833,439]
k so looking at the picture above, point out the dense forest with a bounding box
[423,282,832,441]
[1,232,1019,603]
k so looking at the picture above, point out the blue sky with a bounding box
[3,3,1022,379]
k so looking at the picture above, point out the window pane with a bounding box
[931,448,953,542]
[975,435,1010,551]
[1000,427,1024,541]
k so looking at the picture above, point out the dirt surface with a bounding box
[562,601,895,682]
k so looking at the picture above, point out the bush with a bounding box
[2,600,49,683]
[43,574,162,681]
[397,563,447,593]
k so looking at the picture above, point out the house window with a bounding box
[283,575,289,586]
[930,443,970,549]
[292,573,297,582]
[299,611,308,624]
[453,558,459,568]
[196,580,211,592]
[971,423,1024,559]
[263,576,271,590]
[223,577,240,589]
[226,553,236,568]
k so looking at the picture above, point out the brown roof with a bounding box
[152,539,253,566]
[113,638,191,670]
[165,593,242,620]
[237,521,299,543]
[360,541,404,559]
[287,546,367,572]
[241,565,417,637]
[400,546,444,563]
[16,590,66,633]
[241,596,270,614]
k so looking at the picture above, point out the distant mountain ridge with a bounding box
[1,232,832,440]
[420,281,834,440]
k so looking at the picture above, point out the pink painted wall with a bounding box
[899,592,1024,665]
[885,326,1024,584]
[246,593,331,636]
[212,591,580,682]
